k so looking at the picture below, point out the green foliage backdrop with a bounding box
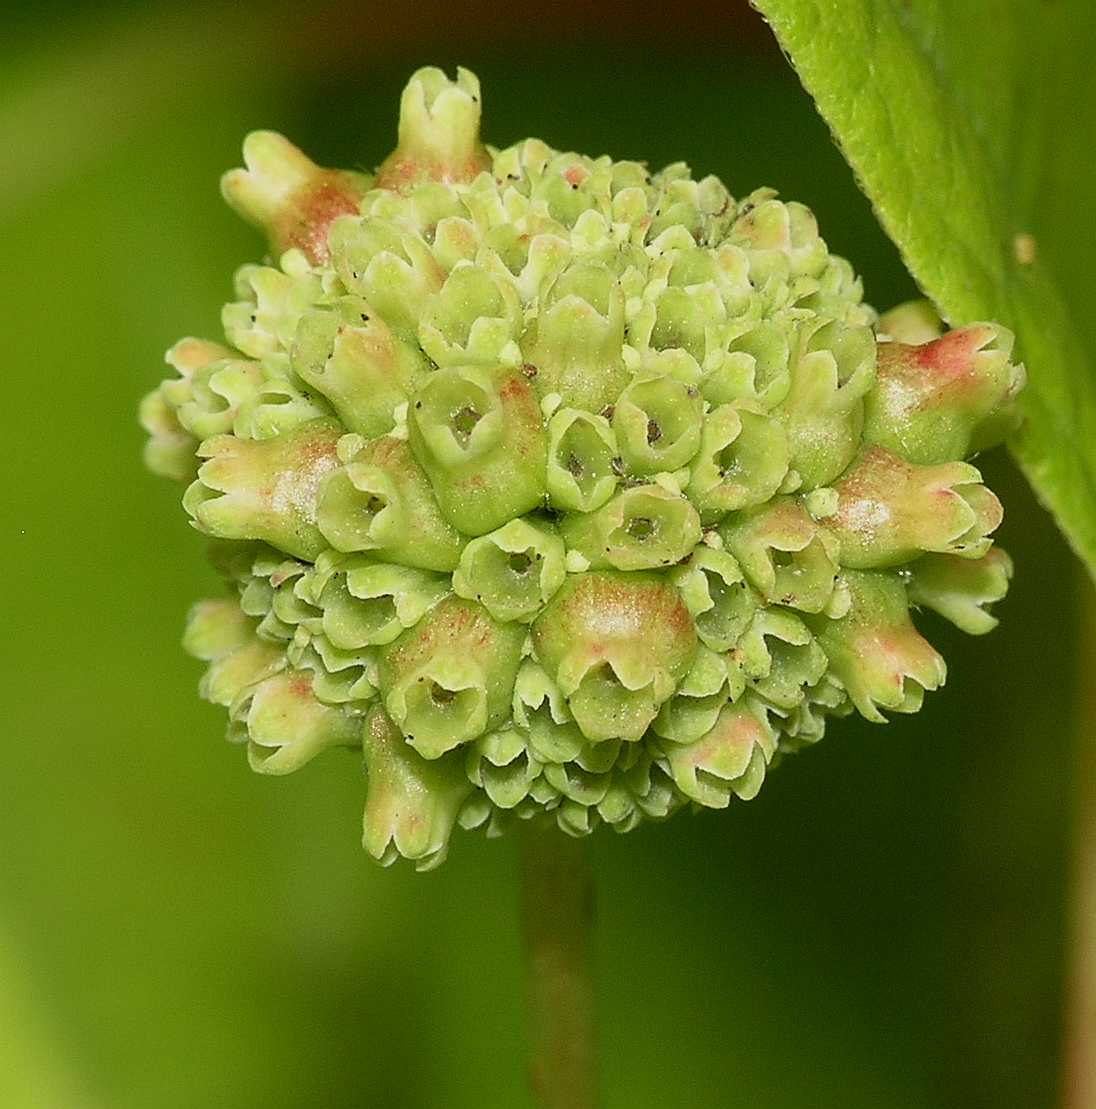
[2,3,1089,1106]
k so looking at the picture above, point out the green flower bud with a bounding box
[556,800,596,837]
[906,549,1013,634]
[361,705,472,871]
[140,395,195,483]
[256,558,317,636]
[170,357,262,440]
[407,363,548,536]
[560,484,703,571]
[465,727,543,810]
[595,780,642,832]
[652,645,734,744]
[640,165,691,238]
[358,179,472,247]
[378,596,525,759]
[645,167,735,246]
[701,319,793,409]
[432,215,480,271]
[532,572,697,742]
[877,298,943,345]
[140,338,237,480]
[513,663,628,812]
[221,130,369,265]
[661,243,726,295]
[511,658,570,733]
[736,607,827,710]
[779,673,851,752]
[241,669,364,775]
[222,255,325,360]
[520,260,628,412]
[316,435,464,572]
[376,66,492,191]
[526,713,586,768]
[672,546,759,653]
[864,324,1025,463]
[305,551,450,649]
[184,418,341,559]
[799,255,872,324]
[729,193,828,281]
[720,497,840,614]
[328,216,445,338]
[289,635,377,707]
[410,181,472,236]
[145,67,1018,865]
[826,446,1003,568]
[418,262,523,367]
[230,358,332,442]
[687,404,789,521]
[628,756,684,821]
[545,408,619,513]
[641,282,726,367]
[658,697,777,807]
[544,762,615,810]
[292,297,428,439]
[478,223,569,296]
[528,153,613,229]
[452,517,566,622]
[611,372,703,475]
[810,571,946,723]
[184,598,285,709]
[778,317,876,489]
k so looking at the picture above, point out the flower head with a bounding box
[142,68,1021,867]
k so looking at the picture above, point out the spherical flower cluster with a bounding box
[141,67,1023,868]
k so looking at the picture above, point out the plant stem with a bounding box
[1064,574,1096,1109]
[519,823,598,1109]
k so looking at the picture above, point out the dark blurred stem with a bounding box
[519,823,598,1109]
[1064,574,1096,1109]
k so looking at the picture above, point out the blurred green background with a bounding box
[2,3,1082,1106]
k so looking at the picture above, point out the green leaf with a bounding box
[752,0,1096,578]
